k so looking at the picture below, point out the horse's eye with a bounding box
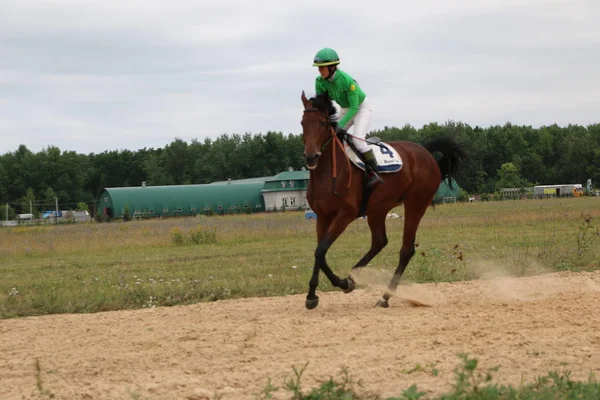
[320,121,326,127]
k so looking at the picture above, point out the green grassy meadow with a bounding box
[1,197,599,319]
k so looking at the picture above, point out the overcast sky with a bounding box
[1,0,599,155]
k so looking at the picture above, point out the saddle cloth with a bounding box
[343,141,403,173]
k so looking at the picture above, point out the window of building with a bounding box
[281,181,287,188]
[290,197,296,206]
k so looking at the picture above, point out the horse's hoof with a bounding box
[305,297,319,310]
[374,298,389,308]
[342,276,356,294]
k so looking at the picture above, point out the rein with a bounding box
[329,127,352,194]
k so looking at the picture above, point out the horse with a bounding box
[300,90,467,309]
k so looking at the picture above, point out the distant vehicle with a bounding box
[42,211,62,219]
[304,209,317,220]
[72,210,91,222]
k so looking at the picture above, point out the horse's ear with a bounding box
[301,91,309,108]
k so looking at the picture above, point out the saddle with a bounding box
[338,134,404,218]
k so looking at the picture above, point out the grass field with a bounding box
[1,197,599,319]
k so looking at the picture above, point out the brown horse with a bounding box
[300,91,467,309]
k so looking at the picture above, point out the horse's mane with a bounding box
[308,92,338,129]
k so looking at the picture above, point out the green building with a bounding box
[433,178,463,203]
[96,182,266,219]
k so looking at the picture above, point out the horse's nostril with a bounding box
[304,153,320,166]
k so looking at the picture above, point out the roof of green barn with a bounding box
[100,182,265,213]
[266,170,309,182]
[209,176,272,185]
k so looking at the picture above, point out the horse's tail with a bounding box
[423,136,468,189]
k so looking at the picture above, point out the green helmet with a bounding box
[313,48,340,66]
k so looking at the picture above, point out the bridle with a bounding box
[303,107,352,195]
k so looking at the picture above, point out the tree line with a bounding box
[0,122,598,217]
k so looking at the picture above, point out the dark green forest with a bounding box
[1,121,598,217]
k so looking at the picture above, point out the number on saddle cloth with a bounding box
[379,145,394,159]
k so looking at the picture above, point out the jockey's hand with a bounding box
[335,126,347,140]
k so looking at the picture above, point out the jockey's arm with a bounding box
[338,84,359,128]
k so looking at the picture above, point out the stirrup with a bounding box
[366,171,383,187]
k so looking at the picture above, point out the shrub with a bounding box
[189,225,217,245]
[170,227,184,245]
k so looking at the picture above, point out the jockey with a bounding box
[313,47,383,188]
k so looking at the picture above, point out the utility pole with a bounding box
[5,203,8,224]
[30,200,33,216]
[55,197,59,224]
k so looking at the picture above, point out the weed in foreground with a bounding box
[257,354,600,400]
[577,213,600,256]
[34,358,55,398]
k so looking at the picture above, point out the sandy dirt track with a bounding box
[1,270,600,400]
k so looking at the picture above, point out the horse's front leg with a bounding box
[306,214,330,309]
[306,211,355,310]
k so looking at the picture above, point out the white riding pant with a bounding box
[337,98,372,153]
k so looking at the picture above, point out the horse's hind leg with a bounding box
[343,209,389,293]
[376,196,430,308]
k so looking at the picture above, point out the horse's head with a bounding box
[300,91,337,170]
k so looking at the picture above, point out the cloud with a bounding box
[0,0,599,154]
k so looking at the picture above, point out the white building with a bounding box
[261,170,310,211]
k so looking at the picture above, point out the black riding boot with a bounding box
[362,150,384,188]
